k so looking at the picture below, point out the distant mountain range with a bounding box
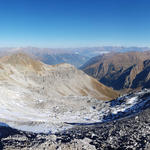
[81,51,150,92]
[0,46,149,67]
[0,47,150,92]
[37,53,89,68]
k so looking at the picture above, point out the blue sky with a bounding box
[0,0,150,48]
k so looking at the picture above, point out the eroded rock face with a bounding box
[81,51,150,91]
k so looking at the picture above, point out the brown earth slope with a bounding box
[81,51,150,92]
[0,52,118,100]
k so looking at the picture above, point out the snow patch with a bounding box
[0,84,150,133]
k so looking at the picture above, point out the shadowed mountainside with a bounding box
[81,51,150,92]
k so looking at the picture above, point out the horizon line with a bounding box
[0,45,150,49]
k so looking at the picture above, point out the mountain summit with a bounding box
[0,53,44,72]
[0,52,118,99]
[0,53,118,133]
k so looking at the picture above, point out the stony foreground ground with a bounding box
[0,104,150,150]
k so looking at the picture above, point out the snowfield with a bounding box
[0,83,102,133]
[0,82,149,133]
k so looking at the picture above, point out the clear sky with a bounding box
[0,0,150,48]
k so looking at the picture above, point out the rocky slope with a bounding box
[0,53,118,133]
[81,51,150,92]
[0,89,150,150]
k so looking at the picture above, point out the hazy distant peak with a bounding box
[52,63,75,68]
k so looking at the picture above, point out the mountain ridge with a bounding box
[81,51,150,92]
[0,52,118,133]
